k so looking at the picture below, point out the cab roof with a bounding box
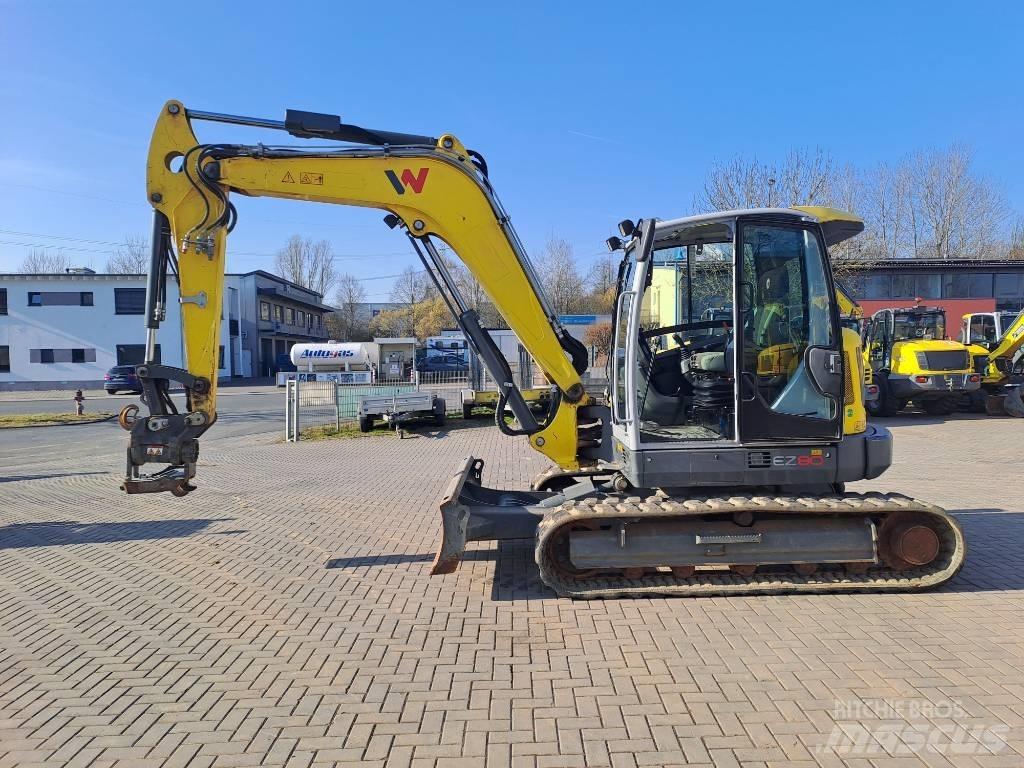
[654,206,864,247]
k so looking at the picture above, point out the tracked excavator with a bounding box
[960,309,1024,414]
[120,101,965,597]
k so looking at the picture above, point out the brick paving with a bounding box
[1,414,1023,767]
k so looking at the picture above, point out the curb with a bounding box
[0,413,119,430]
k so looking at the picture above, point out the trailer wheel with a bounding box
[434,411,446,427]
[358,415,373,433]
[432,398,446,426]
[462,402,474,420]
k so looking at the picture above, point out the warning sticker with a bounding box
[282,171,295,183]
[299,172,323,185]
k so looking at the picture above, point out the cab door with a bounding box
[610,219,655,451]
[736,219,844,442]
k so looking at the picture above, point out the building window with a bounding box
[0,288,7,315]
[285,307,294,324]
[260,301,271,321]
[0,346,9,372]
[117,344,160,365]
[942,273,993,299]
[994,273,1024,299]
[891,273,940,298]
[863,274,891,299]
[297,310,305,327]
[219,345,225,369]
[273,305,283,322]
[27,291,94,307]
[316,315,321,328]
[114,288,146,314]
[30,348,96,363]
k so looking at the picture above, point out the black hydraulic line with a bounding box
[407,234,461,321]
[144,211,170,331]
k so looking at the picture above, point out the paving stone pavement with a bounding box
[1,414,1023,768]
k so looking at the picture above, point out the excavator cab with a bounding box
[609,210,870,489]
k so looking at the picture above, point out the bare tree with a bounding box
[907,144,1009,259]
[1009,217,1024,260]
[584,322,613,362]
[432,242,503,327]
[106,234,149,273]
[325,273,368,341]
[388,267,436,337]
[697,143,1012,267]
[585,253,618,314]
[535,235,585,315]
[21,248,71,273]
[696,148,838,211]
[274,235,337,296]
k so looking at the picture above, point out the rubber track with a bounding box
[535,492,965,598]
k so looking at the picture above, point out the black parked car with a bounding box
[104,365,142,394]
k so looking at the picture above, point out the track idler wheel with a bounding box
[878,512,941,570]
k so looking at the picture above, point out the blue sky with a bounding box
[2,1,1022,300]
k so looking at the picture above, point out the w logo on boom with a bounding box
[385,168,429,195]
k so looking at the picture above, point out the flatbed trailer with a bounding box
[359,392,446,435]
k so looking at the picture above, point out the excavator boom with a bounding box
[123,101,604,495]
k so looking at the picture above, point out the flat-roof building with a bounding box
[0,269,330,390]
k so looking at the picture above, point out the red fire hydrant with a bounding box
[73,389,85,416]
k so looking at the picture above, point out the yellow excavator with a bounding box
[960,309,1024,413]
[120,101,965,597]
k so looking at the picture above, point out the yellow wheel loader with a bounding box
[118,101,965,597]
[862,307,980,417]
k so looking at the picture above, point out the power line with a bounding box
[0,229,412,261]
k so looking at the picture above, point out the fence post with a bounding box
[285,379,294,442]
[334,381,341,430]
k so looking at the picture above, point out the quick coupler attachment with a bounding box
[430,456,550,575]
[119,365,211,497]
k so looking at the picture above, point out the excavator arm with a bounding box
[122,101,607,495]
[986,310,1024,374]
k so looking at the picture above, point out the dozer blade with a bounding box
[430,456,550,575]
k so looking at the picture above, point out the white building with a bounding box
[0,268,331,390]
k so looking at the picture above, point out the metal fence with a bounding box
[285,370,469,440]
[284,359,608,441]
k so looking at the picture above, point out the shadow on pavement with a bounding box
[870,412,990,427]
[0,518,236,549]
[0,471,109,484]
[324,549,495,569]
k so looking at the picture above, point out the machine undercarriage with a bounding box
[433,457,965,598]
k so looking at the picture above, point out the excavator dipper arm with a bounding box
[122,101,608,498]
